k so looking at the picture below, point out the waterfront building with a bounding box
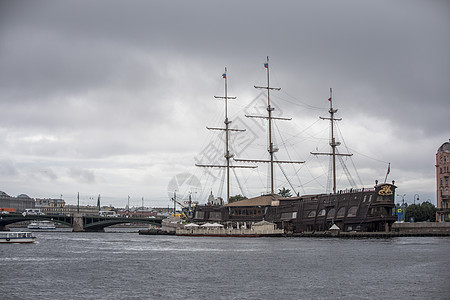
[0,191,35,212]
[35,197,65,208]
[116,206,158,218]
[436,140,450,222]
[35,198,98,215]
[3,191,100,215]
[47,205,99,216]
[35,197,66,214]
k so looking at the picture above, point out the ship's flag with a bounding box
[328,97,332,101]
[222,73,226,78]
[264,63,268,68]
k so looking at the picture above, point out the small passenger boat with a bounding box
[0,232,36,243]
[27,220,56,229]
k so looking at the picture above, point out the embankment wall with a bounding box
[392,222,450,234]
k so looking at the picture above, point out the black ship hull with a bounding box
[192,183,397,233]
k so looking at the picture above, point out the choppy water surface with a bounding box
[1,229,449,299]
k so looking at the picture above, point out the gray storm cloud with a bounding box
[0,0,448,206]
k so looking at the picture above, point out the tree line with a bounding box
[403,201,436,222]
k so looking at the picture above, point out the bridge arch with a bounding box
[80,216,163,232]
[0,213,163,232]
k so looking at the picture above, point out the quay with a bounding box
[284,222,450,238]
[138,222,450,238]
[139,228,175,235]
[139,230,450,238]
[293,231,450,238]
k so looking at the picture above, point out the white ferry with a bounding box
[0,232,36,244]
[27,220,56,230]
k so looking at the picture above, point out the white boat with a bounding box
[0,232,36,243]
[27,220,56,230]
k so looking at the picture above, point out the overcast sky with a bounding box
[1,0,449,208]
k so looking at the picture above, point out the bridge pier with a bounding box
[72,213,84,232]
[72,214,105,232]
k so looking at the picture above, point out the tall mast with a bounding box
[329,88,337,194]
[265,57,276,194]
[196,68,256,203]
[236,57,304,195]
[311,88,352,194]
[223,67,232,203]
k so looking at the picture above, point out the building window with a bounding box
[209,212,221,220]
[318,209,326,217]
[308,211,316,217]
[281,212,297,219]
[327,209,336,219]
[337,207,346,218]
[347,206,358,217]
[195,211,205,219]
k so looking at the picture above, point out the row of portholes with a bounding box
[308,206,358,218]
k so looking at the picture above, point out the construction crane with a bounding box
[170,192,193,219]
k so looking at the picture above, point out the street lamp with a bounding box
[397,194,406,205]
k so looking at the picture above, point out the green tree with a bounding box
[405,201,436,222]
[228,194,247,203]
[278,187,292,197]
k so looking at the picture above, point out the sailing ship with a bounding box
[192,57,397,233]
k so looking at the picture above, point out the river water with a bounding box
[1,228,449,299]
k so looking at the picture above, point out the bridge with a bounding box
[0,213,164,232]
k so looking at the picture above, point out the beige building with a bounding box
[436,140,450,222]
[40,204,99,216]
[36,198,101,215]
[35,198,66,208]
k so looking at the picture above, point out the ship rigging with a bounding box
[234,56,304,195]
[195,68,256,203]
[310,88,353,194]
[191,57,397,233]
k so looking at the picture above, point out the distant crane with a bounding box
[170,192,193,218]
